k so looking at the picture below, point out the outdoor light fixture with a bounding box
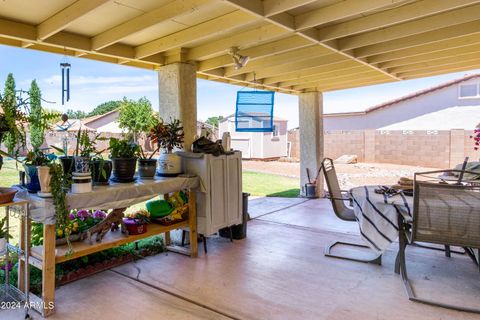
[228,47,249,70]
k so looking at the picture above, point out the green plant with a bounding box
[29,80,45,149]
[0,216,12,239]
[149,118,184,153]
[24,149,52,166]
[118,97,157,142]
[137,145,159,160]
[109,137,139,159]
[49,163,72,256]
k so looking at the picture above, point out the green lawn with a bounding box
[242,171,300,198]
[0,159,20,188]
[0,161,300,198]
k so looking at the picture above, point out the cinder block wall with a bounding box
[288,129,480,168]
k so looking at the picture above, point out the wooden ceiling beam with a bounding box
[378,43,480,69]
[279,69,379,87]
[263,0,317,16]
[398,61,480,78]
[92,0,210,51]
[390,54,480,75]
[316,78,396,92]
[367,32,480,64]
[293,74,388,91]
[223,0,400,81]
[187,23,287,61]
[262,61,361,85]
[197,36,311,71]
[318,0,478,42]
[297,0,408,31]
[135,10,255,59]
[37,0,109,41]
[339,3,480,51]
[244,54,347,81]
[354,19,480,58]
[224,45,332,77]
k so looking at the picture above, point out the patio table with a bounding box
[349,186,413,254]
[14,176,200,317]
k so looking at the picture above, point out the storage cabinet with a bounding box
[181,152,242,236]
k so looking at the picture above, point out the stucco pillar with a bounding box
[299,91,323,197]
[158,62,197,151]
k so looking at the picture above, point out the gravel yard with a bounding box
[242,160,440,190]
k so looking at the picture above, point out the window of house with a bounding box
[272,124,280,137]
[459,83,479,98]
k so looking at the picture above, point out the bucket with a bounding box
[304,183,317,198]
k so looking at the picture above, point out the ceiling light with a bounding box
[228,47,249,70]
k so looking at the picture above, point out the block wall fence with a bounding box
[288,129,480,168]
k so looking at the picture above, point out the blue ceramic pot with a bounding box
[23,164,40,193]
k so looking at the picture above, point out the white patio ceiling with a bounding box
[1,0,480,94]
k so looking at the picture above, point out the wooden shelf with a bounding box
[31,220,189,264]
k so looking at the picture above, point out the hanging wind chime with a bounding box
[57,54,74,143]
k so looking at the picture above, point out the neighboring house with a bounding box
[324,74,480,130]
[219,114,288,159]
[82,109,218,138]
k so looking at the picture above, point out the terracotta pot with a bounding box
[156,153,182,177]
[138,158,157,179]
[37,166,52,193]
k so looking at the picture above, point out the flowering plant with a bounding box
[56,209,107,238]
[471,128,480,150]
[124,209,150,224]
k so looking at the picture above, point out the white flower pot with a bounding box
[157,153,182,177]
[0,237,6,253]
[37,166,52,193]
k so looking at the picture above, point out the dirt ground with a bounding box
[242,160,440,189]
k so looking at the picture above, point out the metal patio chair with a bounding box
[322,158,382,265]
[397,170,480,313]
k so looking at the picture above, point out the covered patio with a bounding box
[4,198,480,319]
[0,0,480,319]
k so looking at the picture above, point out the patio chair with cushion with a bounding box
[397,170,480,313]
[322,158,382,265]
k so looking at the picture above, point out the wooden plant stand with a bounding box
[26,191,197,317]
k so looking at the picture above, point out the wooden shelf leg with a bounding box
[42,224,56,317]
[188,191,198,258]
[17,215,31,292]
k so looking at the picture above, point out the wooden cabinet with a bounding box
[181,152,243,236]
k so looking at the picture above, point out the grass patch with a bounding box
[0,159,20,188]
[242,171,299,198]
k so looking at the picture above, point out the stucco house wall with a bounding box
[219,116,288,159]
[324,76,480,130]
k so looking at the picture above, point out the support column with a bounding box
[299,91,323,197]
[158,62,197,151]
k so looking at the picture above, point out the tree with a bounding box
[87,100,121,117]
[66,109,87,119]
[118,97,156,142]
[2,73,18,153]
[205,115,224,128]
[29,80,44,149]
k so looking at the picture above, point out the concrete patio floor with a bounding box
[4,198,480,320]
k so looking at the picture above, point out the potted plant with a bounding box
[0,216,12,253]
[109,137,139,183]
[74,129,96,174]
[24,149,52,193]
[123,209,150,235]
[149,118,184,177]
[91,156,112,185]
[137,145,159,179]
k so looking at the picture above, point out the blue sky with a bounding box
[1,45,479,128]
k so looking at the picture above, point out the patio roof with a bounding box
[1,0,480,94]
